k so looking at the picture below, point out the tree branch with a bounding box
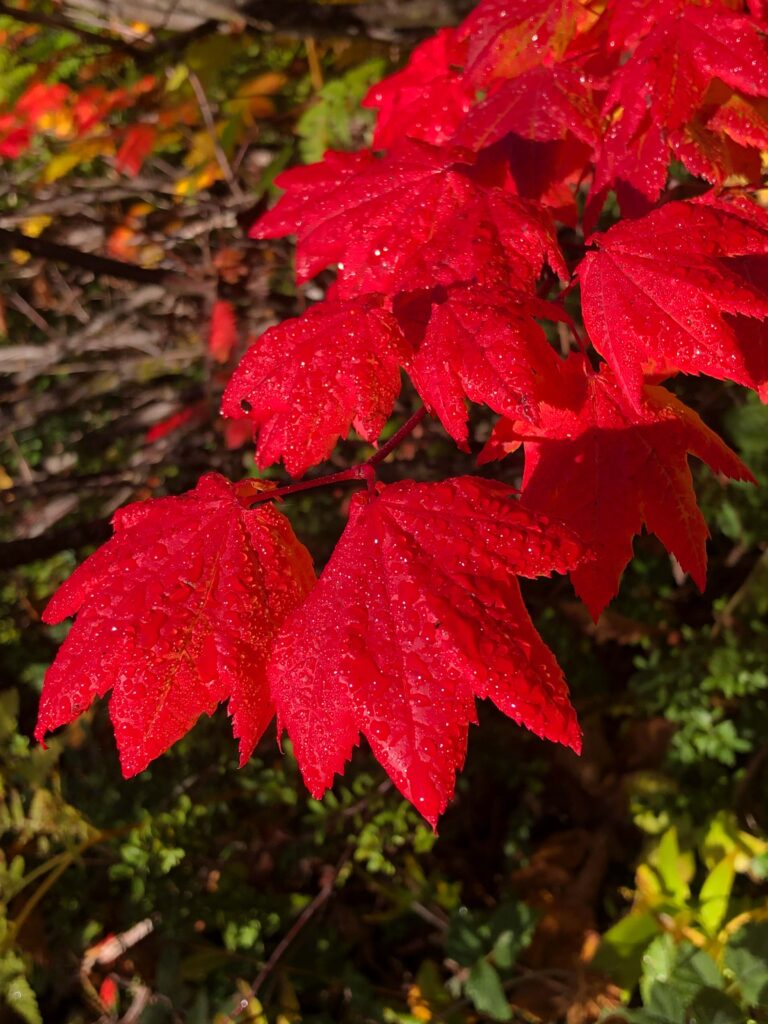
[0,1,143,55]
[0,227,168,285]
[0,518,113,570]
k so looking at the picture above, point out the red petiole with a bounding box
[243,405,428,506]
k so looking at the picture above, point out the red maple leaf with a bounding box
[0,115,31,159]
[115,124,157,176]
[36,474,315,774]
[251,140,565,296]
[222,295,410,477]
[604,0,678,50]
[363,29,472,149]
[394,285,565,444]
[578,195,768,404]
[453,65,599,152]
[457,0,594,85]
[145,401,208,444]
[591,4,768,212]
[268,476,585,826]
[480,357,754,619]
[208,299,238,364]
[16,82,71,126]
[702,91,768,157]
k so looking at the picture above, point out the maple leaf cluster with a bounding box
[38,0,768,826]
[0,78,157,170]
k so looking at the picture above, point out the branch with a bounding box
[133,0,434,66]
[218,849,350,1024]
[369,406,427,466]
[0,1,143,55]
[0,518,112,570]
[0,227,168,285]
[241,405,428,506]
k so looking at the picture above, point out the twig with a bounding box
[0,227,168,285]
[242,406,429,507]
[369,406,428,465]
[188,72,245,203]
[304,37,323,91]
[0,1,143,55]
[130,0,434,69]
[220,850,351,1023]
[711,548,768,638]
[5,433,34,485]
[8,292,51,333]
[0,518,113,569]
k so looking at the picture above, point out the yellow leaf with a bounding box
[175,160,222,196]
[183,129,218,169]
[37,108,74,138]
[166,64,189,92]
[19,215,52,238]
[43,138,115,184]
[699,856,735,937]
[225,73,286,124]
[239,72,287,97]
[407,984,432,1022]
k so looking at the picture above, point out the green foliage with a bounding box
[446,901,537,1021]
[596,821,768,1021]
[708,394,768,548]
[297,59,385,163]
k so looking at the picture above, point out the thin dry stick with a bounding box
[220,850,351,1024]
[188,71,245,203]
[0,1,142,54]
[304,36,323,91]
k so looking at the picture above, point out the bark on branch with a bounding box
[0,227,169,285]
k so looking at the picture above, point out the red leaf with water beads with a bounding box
[36,474,315,774]
[395,285,564,445]
[221,295,410,477]
[250,139,566,296]
[480,357,754,620]
[457,0,593,85]
[579,195,768,405]
[453,65,599,152]
[269,476,585,827]
[362,29,472,149]
[590,4,768,211]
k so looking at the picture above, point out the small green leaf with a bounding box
[724,921,768,1007]
[465,960,511,1022]
[0,954,42,1024]
[446,909,485,965]
[688,987,743,1024]
[489,901,537,969]
[592,910,660,992]
[654,828,693,904]
[640,936,721,1021]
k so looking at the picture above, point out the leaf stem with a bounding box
[244,405,428,506]
[368,405,427,466]
[251,466,366,503]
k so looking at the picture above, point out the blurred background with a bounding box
[1,2,768,1022]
